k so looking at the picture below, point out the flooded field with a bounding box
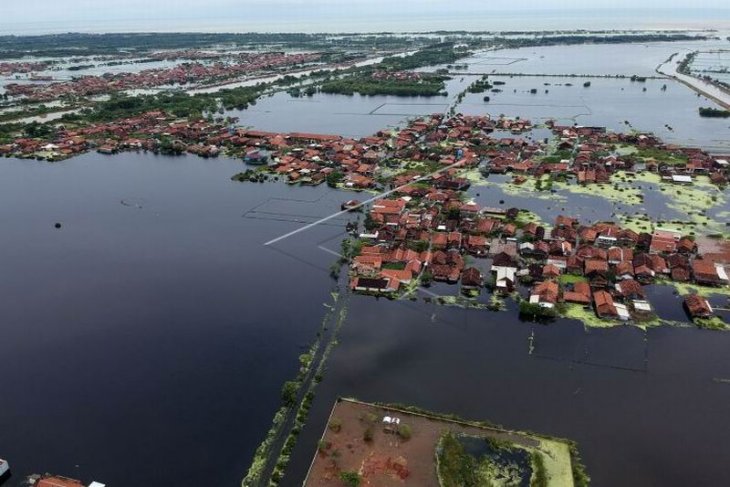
[440,40,729,77]
[690,50,730,84]
[231,42,730,152]
[230,92,450,139]
[456,75,730,151]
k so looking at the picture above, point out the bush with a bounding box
[326,171,344,188]
[360,412,378,425]
[339,471,361,487]
[318,440,330,453]
[519,301,558,320]
[329,418,342,433]
[699,107,730,118]
[363,426,374,442]
[397,423,412,440]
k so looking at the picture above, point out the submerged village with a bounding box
[2,98,728,331]
[3,28,730,487]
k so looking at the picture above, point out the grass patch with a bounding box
[559,274,588,286]
[634,146,689,165]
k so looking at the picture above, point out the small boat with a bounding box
[0,458,9,477]
[341,199,362,212]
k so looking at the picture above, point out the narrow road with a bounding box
[657,52,730,110]
[249,287,348,487]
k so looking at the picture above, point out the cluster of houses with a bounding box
[4,52,321,102]
[1,111,172,160]
[370,70,424,82]
[2,107,729,194]
[0,112,357,162]
[0,105,727,324]
[322,116,728,325]
[148,49,228,61]
[349,197,728,323]
[484,121,729,186]
[0,61,51,76]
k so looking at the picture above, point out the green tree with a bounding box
[280,380,299,406]
[326,171,344,188]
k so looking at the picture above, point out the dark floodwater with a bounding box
[283,297,730,487]
[0,147,728,486]
[0,153,351,486]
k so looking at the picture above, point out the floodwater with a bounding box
[456,75,730,152]
[2,150,727,486]
[230,91,450,139]
[0,153,352,486]
[434,40,730,78]
[231,42,730,151]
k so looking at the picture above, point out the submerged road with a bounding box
[244,287,349,487]
[657,52,730,110]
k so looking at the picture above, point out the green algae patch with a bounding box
[435,431,575,487]
[461,170,561,201]
[553,178,643,206]
[658,279,730,298]
[488,293,508,311]
[660,179,724,212]
[562,304,618,328]
[695,316,729,331]
[471,172,562,201]
[613,171,729,238]
[617,214,655,234]
[634,173,726,227]
[433,294,490,310]
[462,168,489,186]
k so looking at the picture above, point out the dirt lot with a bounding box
[303,399,574,487]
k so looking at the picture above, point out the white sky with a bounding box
[4,0,729,20]
[2,0,729,30]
